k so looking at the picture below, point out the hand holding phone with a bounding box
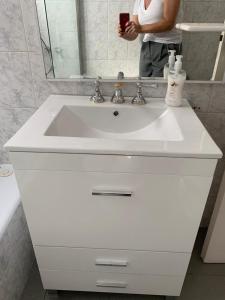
[119,13,130,33]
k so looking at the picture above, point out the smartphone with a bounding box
[120,13,130,33]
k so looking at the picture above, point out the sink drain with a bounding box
[113,111,119,117]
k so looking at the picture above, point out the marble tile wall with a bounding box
[0,203,34,300]
[0,0,225,227]
[182,0,225,80]
[80,0,140,77]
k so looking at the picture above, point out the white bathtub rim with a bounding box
[0,164,20,240]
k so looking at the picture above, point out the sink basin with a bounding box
[4,95,222,158]
[45,104,182,141]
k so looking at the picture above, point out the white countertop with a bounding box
[4,95,222,159]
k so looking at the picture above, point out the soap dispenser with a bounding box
[165,55,186,107]
[163,50,176,80]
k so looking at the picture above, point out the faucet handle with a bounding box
[132,80,146,105]
[90,77,105,103]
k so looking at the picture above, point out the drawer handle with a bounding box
[92,189,132,197]
[95,258,128,267]
[96,280,127,288]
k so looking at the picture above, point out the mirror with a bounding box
[36,0,225,81]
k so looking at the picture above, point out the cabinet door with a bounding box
[17,170,212,252]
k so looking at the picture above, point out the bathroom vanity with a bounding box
[5,95,222,297]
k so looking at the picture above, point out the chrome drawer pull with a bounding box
[92,190,132,197]
[95,258,128,267]
[96,280,127,288]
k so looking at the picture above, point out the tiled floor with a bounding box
[21,230,225,300]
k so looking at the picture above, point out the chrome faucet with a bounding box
[111,72,125,104]
[90,77,105,103]
[132,79,146,105]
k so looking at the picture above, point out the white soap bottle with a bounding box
[165,55,186,107]
[163,50,176,80]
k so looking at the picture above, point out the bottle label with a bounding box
[165,77,184,107]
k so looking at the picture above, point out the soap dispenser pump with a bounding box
[163,50,176,79]
[165,55,186,107]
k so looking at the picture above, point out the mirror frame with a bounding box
[46,78,225,84]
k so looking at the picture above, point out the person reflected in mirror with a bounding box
[118,0,182,77]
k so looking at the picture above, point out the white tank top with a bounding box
[133,0,182,44]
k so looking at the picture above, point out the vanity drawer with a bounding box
[18,170,212,252]
[34,246,190,276]
[40,269,184,296]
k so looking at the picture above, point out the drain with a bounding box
[113,111,119,117]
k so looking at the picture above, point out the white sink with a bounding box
[45,104,182,141]
[5,95,222,158]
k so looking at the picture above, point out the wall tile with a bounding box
[0,204,34,300]
[183,1,225,23]
[108,35,128,60]
[108,0,130,34]
[83,1,108,33]
[28,52,51,106]
[20,0,42,52]
[208,84,225,113]
[0,0,27,51]
[0,108,36,163]
[82,31,108,60]
[0,52,36,108]
[182,32,219,80]
[183,83,212,112]
[29,53,77,107]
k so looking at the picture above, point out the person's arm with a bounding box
[126,0,180,34]
[118,15,139,41]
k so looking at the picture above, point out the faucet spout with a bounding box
[111,72,125,104]
[117,72,125,80]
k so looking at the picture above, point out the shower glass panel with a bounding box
[36,0,81,78]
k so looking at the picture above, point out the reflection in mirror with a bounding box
[36,0,225,81]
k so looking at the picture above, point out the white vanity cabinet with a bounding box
[10,152,218,297]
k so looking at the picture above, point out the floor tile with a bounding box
[188,229,225,277]
[188,249,225,277]
[45,291,163,300]
[179,275,225,300]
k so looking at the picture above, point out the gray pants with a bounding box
[139,41,182,77]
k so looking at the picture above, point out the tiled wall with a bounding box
[80,0,140,77]
[0,0,225,226]
[182,0,225,80]
[0,203,34,300]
